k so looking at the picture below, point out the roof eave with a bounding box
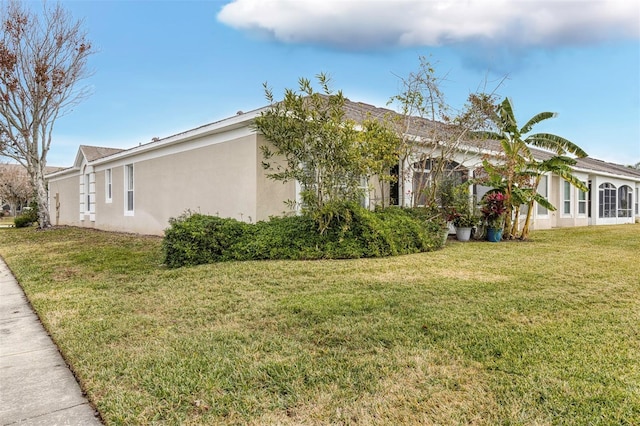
[89,107,267,167]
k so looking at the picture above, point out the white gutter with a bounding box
[572,166,640,182]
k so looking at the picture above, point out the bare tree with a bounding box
[0,162,32,216]
[388,56,500,208]
[0,1,94,227]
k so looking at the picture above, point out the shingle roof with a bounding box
[79,145,125,162]
[61,100,639,182]
[574,156,640,179]
[343,99,640,180]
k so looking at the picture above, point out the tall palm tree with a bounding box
[473,98,587,239]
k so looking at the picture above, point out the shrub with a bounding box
[162,213,252,268]
[14,203,38,228]
[229,215,324,261]
[163,205,445,268]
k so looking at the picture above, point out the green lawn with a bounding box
[1,225,639,425]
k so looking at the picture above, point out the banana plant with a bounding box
[472,98,587,239]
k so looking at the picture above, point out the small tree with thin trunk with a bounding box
[388,56,500,209]
[0,1,94,228]
[0,163,32,216]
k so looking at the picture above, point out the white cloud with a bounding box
[217,0,639,50]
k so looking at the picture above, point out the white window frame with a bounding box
[84,173,91,215]
[562,180,571,216]
[618,185,633,218]
[599,183,616,218]
[577,182,587,216]
[105,169,112,203]
[536,175,549,217]
[125,164,134,216]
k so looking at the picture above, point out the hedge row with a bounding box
[162,205,445,268]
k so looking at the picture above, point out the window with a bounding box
[537,175,548,216]
[578,183,587,215]
[125,164,134,214]
[636,188,639,216]
[389,164,399,206]
[618,185,632,218]
[411,159,467,207]
[563,180,571,215]
[84,173,91,214]
[599,183,616,218]
[412,171,429,206]
[105,169,112,203]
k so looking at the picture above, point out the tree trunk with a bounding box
[503,183,514,239]
[511,205,521,238]
[33,165,51,228]
[521,201,534,240]
[521,175,542,241]
[503,205,513,240]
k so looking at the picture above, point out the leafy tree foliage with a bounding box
[0,1,94,228]
[254,73,401,231]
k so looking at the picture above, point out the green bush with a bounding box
[162,213,252,268]
[163,205,445,268]
[232,215,324,261]
[14,203,38,228]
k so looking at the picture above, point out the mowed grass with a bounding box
[0,216,15,224]
[0,225,639,425]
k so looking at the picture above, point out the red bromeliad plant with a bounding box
[481,192,506,229]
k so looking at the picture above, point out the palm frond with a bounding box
[535,156,577,172]
[470,131,504,141]
[520,112,557,134]
[497,98,518,135]
[526,133,587,157]
[511,186,532,206]
[532,193,557,211]
[504,139,533,162]
[556,171,589,192]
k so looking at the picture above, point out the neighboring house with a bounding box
[46,101,640,235]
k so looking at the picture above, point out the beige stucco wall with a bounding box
[255,135,296,220]
[49,132,298,235]
[48,173,81,227]
[552,173,590,229]
[92,134,261,235]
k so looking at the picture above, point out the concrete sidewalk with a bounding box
[0,256,102,425]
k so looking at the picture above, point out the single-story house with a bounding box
[46,100,640,235]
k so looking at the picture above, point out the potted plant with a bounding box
[442,182,478,242]
[481,192,506,242]
[425,202,451,246]
[452,209,478,242]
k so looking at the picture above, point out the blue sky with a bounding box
[47,0,640,167]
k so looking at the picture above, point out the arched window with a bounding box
[598,183,616,218]
[411,158,467,206]
[618,185,632,218]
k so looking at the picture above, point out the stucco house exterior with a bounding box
[46,100,640,235]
